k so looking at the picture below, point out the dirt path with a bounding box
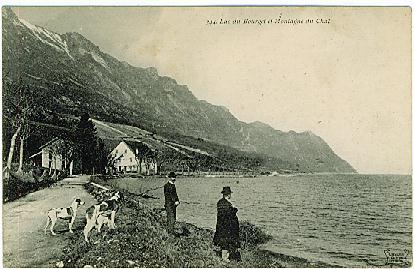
[3,175,97,268]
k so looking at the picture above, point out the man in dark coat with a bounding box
[164,172,180,233]
[213,186,241,262]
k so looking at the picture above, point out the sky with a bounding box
[11,7,412,174]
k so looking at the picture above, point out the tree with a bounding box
[95,138,109,174]
[75,113,98,174]
[62,140,75,173]
[5,125,21,179]
[134,143,154,175]
[17,120,30,174]
[46,139,74,177]
[4,86,32,179]
[156,148,182,174]
[106,153,119,175]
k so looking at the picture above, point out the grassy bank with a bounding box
[59,180,338,268]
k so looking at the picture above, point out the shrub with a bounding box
[240,221,273,248]
[3,166,68,202]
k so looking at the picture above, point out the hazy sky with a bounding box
[11,7,412,174]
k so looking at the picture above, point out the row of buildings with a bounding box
[29,138,158,175]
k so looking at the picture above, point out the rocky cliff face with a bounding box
[2,7,356,173]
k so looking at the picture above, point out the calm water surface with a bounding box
[109,174,412,267]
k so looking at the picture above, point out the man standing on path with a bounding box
[164,172,180,234]
[213,186,241,262]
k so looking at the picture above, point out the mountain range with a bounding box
[2,7,356,173]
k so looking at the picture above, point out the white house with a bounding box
[110,140,157,175]
[29,138,74,175]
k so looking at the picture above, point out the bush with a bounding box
[3,174,37,202]
[3,166,68,202]
[32,166,46,181]
[240,221,273,248]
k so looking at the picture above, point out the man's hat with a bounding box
[168,172,177,178]
[221,186,232,195]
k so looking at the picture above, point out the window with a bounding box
[130,158,133,162]
[125,149,128,154]
[115,149,118,154]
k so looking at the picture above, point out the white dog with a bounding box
[83,192,122,242]
[44,198,85,235]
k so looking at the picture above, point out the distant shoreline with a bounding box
[99,171,364,180]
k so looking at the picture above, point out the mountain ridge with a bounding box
[2,7,356,173]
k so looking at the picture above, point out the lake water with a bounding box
[107,174,412,267]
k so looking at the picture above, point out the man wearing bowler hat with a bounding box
[213,186,241,262]
[164,171,180,234]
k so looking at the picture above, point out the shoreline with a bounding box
[58,179,340,268]
[97,171,364,180]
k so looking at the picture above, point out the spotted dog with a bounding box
[44,198,85,235]
[83,201,108,242]
[83,191,122,242]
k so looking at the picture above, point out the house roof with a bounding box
[101,138,156,156]
[28,151,42,159]
[120,136,160,151]
[100,138,122,152]
[124,139,153,151]
[123,139,156,157]
[39,137,61,150]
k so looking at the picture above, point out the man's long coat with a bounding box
[164,181,179,207]
[213,197,241,250]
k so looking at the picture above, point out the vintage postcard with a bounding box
[2,5,412,268]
